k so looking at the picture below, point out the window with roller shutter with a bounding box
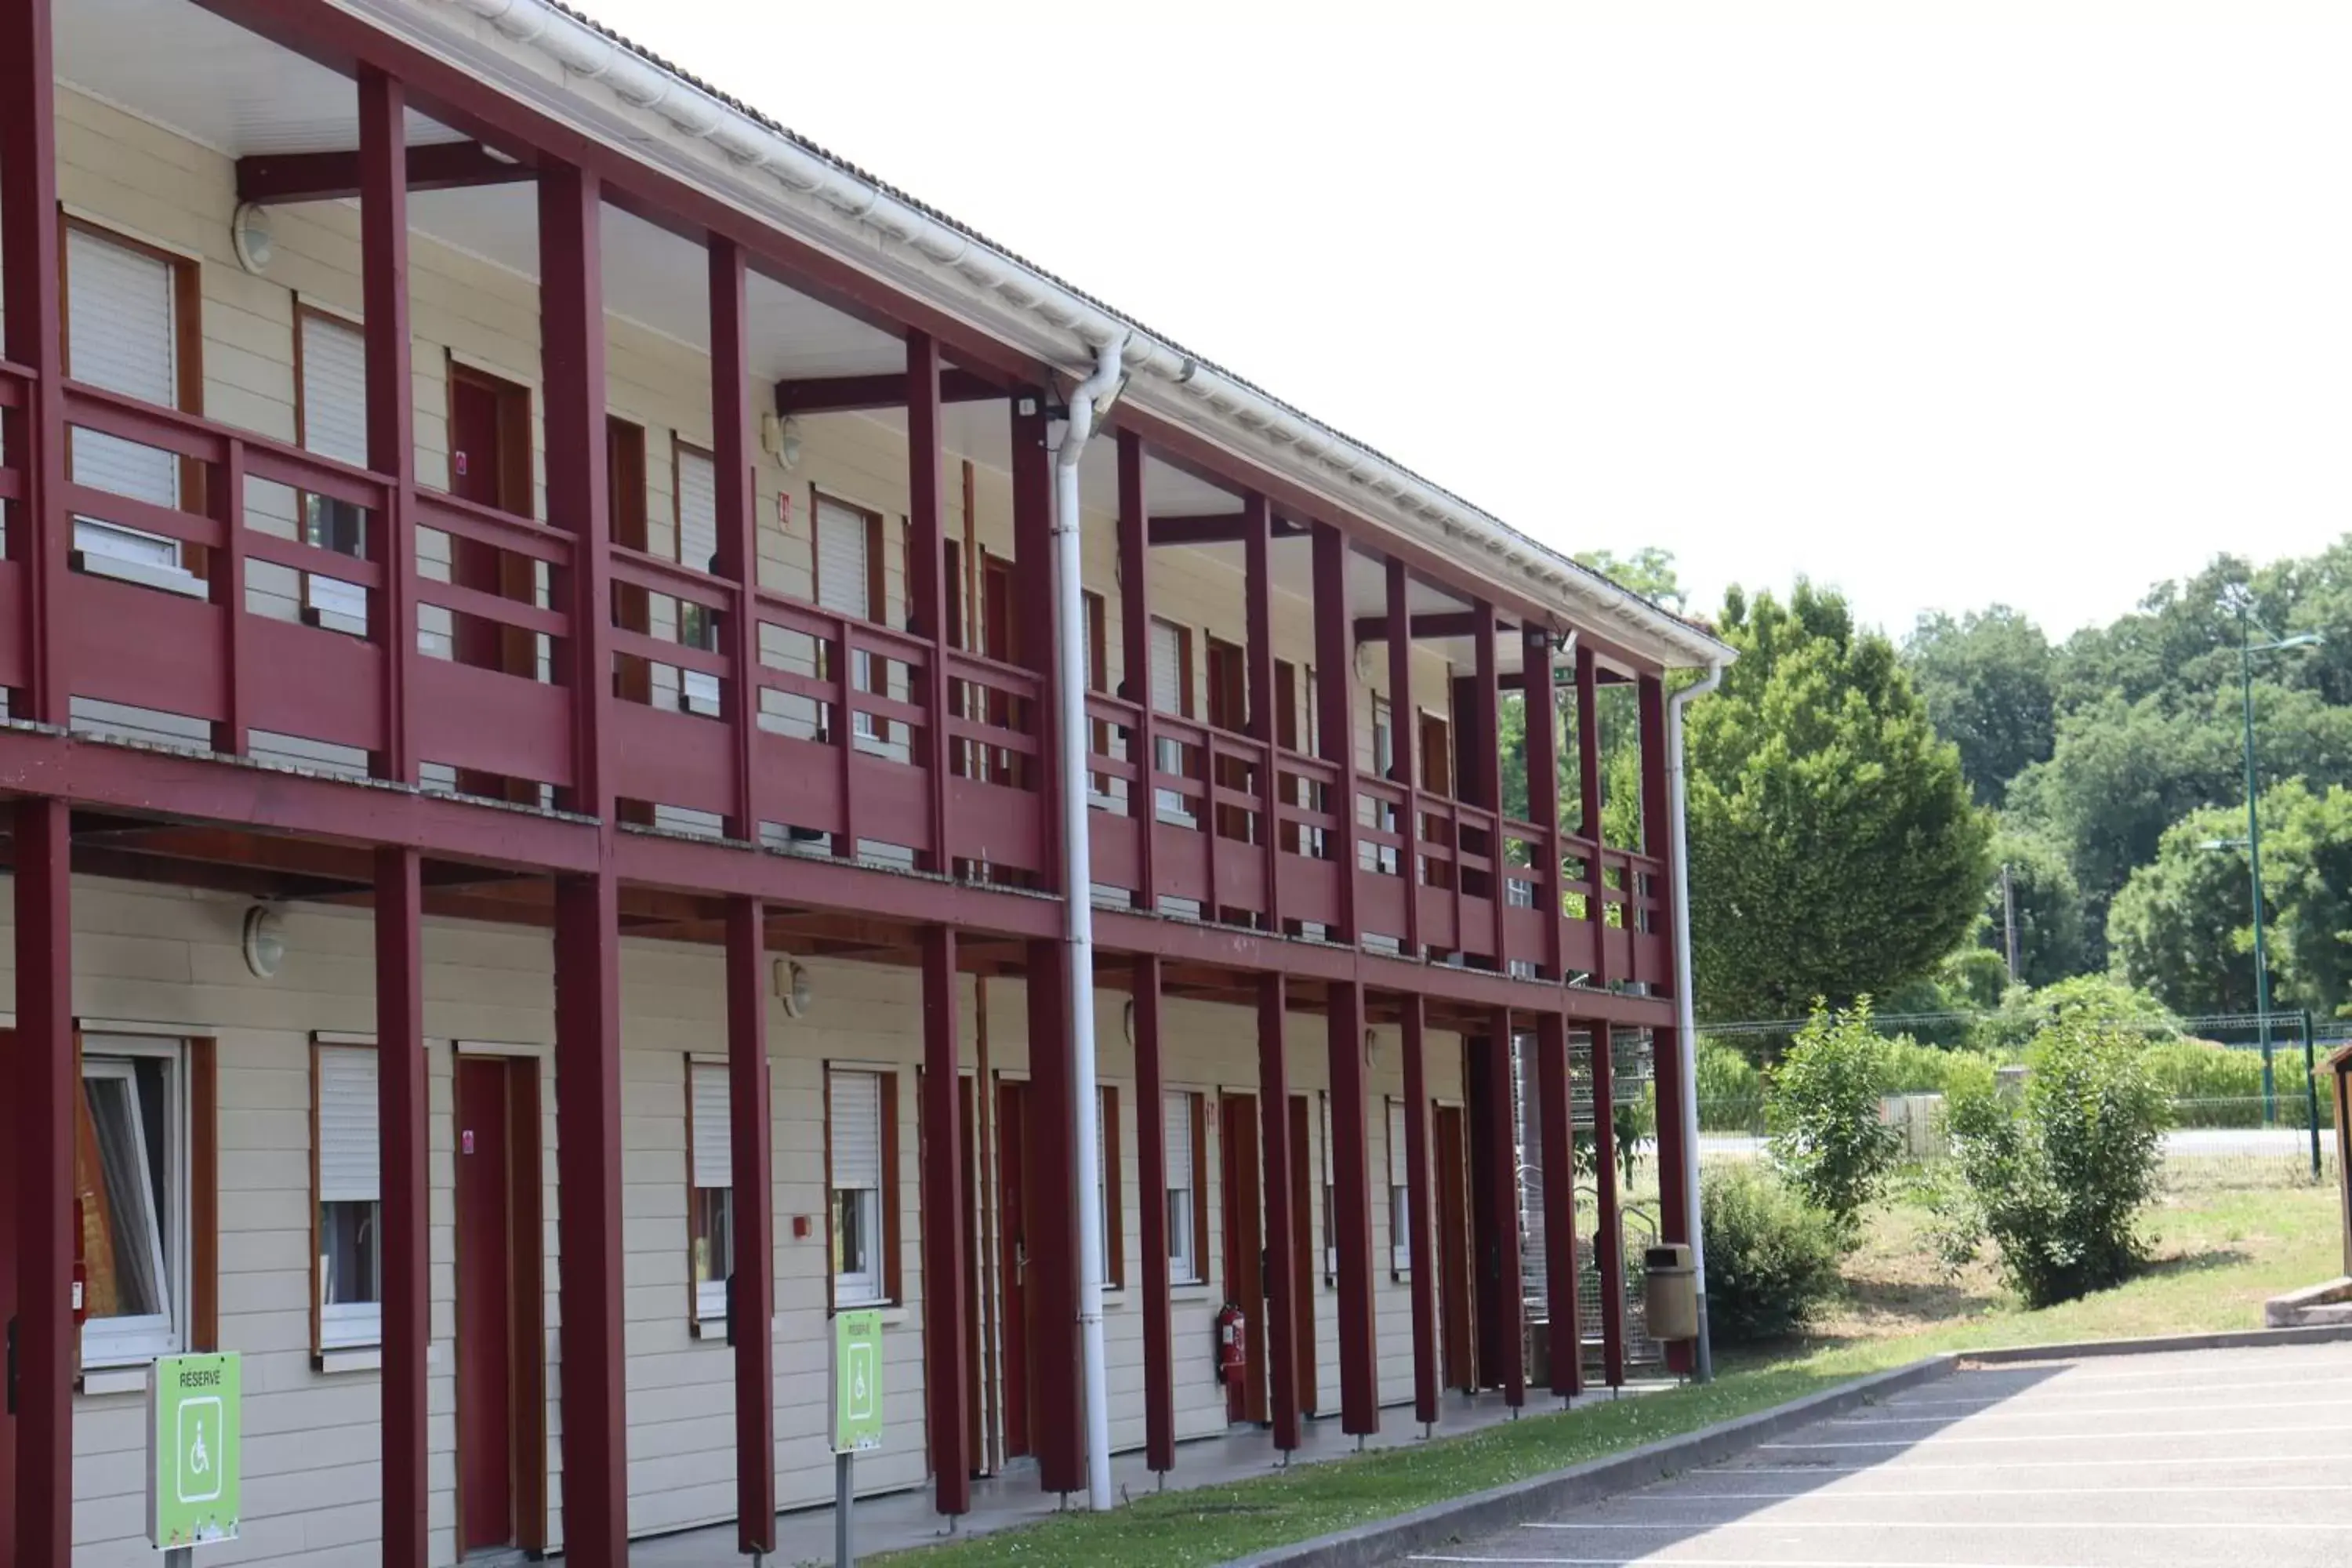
[826,1066,896,1305]
[675,447,721,716]
[686,1059,733,1323]
[1149,618,1194,826]
[314,1044,383,1350]
[65,225,199,588]
[1165,1091,1203,1283]
[1387,1098,1412,1274]
[815,494,880,742]
[296,309,369,630]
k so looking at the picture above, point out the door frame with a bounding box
[1218,1090,1269,1425]
[1286,1093,1317,1418]
[452,1047,547,1557]
[1432,1099,1475,1394]
[993,1074,1034,1460]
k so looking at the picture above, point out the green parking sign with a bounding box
[832,1309,884,1454]
[148,1352,241,1548]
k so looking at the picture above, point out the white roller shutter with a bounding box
[1163,1092,1194,1192]
[829,1069,882,1190]
[1149,619,1182,717]
[691,1060,731,1190]
[316,1046,379,1205]
[1388,1100,1408,1186]
[299,314,368,466]
[815,497,870,618]
[67,228,180,568]
[677,448,718,575]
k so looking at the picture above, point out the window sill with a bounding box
[312,1343,441,1373]
[78,1366,151,1398]
[1171,1281,1214,1302]
[837,1301,910,1327]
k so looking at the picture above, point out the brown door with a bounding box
[994,1079,1032,1458]
[455,1055,545,1556]
[447,365,538,799]
[1433,1103,1476,1392]
[960,1076,985,1470]
[1218,1092,1268,1425]
[1287,1094,1318,1417]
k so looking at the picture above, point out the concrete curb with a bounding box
[1221,1356,1955,1568]
[1221,1325,2352,1568]
[1960,1321,2352,1363]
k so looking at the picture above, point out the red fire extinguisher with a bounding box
[1215,1301,1247,1387]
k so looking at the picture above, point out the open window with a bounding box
[78,1034,212,1368]
[814,492,885,746]
[1149,617,1196,827]
[825,1065,900,1308]
[674,442,721,717]
[1164,1091,1208,1285]
[314,1043,383,1352]
[687,1058,734,1327]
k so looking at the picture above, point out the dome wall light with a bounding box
[242,904,287,979]
[230,201,274,275]
[774,958,813,1019]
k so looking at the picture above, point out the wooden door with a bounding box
[1287,1094,1318,1417]
[455,1055,544,1555]
[1433,1103,1475,1392]
[1218,1092,1268,1425]
[994,1080,1032,1458]
[446,365,537,798]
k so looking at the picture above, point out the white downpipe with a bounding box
[1056,332,1127,1511]
[1666,662,1724,1383]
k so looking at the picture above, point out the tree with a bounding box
[1686,582,1994,1025]
[1982,827,2087,988]
[1766,1001,1900,1233]
[1575,546,1687,615]
[2267,781,2352,1016]
[1905,606,2056,806]
[2105,804,2259,1018]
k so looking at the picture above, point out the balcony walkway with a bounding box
[633,1381,1680,1566]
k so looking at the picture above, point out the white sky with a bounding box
[583,0,2352,641]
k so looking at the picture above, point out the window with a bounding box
[815,493,884,742]
[1149,618,1194,826]
[675,445,721,716]
[64,223,202,586]
[1164,1091,1205,1285]
[826,1067,898,1307]
[1319,1093,1337,1283]
[687,1059,734,1325]
[314,1044,383,1351]
[78,1036,191,1366]
[1095,1085,1125,1288]
[1387,1099,1412,1275]
[296,308,369,630]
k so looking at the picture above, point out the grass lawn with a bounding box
[871,1174,2343,1568]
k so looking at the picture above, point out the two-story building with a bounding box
[0,0,1734,1563]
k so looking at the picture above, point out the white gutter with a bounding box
[406,0,1734,675]
[1056,332,1127,1512]
[1665,661,1725,1383]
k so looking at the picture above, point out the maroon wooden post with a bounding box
[1258,972,1302,1450]
[0,955,11,1568]
[552,871,628,1561]
[709,238,760,841]
[1312,522,1359,940]
[1326,979,1378,1435]
[1472,603,1503,967]
[1384,558,1421,958]
[376,846,430,1566]
[1023,937,1083,1493]
[1637,673,1688,1247]
[1243,493,1279,927]
[726,895,775,1550]
[906,334,953,871]
[12,798,72,1568]
[542,158,629,1563]
[2,0,67,731]
[1397,993,1440,1427]
[1523,627,1563,979]
[1589,1019,1626,1388]
[209,437,250,755]
[1534,1008,1581,1399]
[1010,390,1057,871]
[1481,1008,1526,1408]
[1116,430,1157,899]
[920,925,971,1515]
[1131,953,1178,1472]
[1575,647,1606,984]
[358,66,416,782]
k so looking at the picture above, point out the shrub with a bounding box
[1767,1000,1900,1230]
[2140,1037,2334,1130]
[1696,1037,1765,1131]
[1939,1022,2172,1308]
[1701,1164,1845,1345]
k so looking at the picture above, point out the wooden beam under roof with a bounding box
[236,140,533,205]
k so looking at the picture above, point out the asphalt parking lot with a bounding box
[1402,1340,2352,1567]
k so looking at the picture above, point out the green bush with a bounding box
[1767,1000,1900,1230]
[1878,1036,2005,1098]
[1701,1164,1846,1344]
[1939,1023,2172,1308]
[2139,1038,2335,1130]
[1696,1037,1765,1131]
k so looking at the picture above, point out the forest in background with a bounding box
[1548,536,2352,1032]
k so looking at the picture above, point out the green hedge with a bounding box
[2140,1039,2336,1129]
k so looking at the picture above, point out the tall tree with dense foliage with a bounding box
[1686,582,1993,1025]
[1981,827,2087,989]
[1904,606,2056,806]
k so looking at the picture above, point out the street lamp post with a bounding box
[2225,604,2323,1125]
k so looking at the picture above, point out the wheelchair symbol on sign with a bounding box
[177,1397,224,1504]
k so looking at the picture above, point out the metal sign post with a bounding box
[147,1351,241,1559]
[830,1309,884,1568]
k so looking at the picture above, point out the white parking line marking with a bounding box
[1410,1557,2105,1566]
[1736,1453,2349,1474]
[1761,1421,2350,1449]
[1880,1375,2352,1410]
[1632,1484,2352,1499]
[1523,1519,2351,1532]
[1833,1397,2336,1424]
